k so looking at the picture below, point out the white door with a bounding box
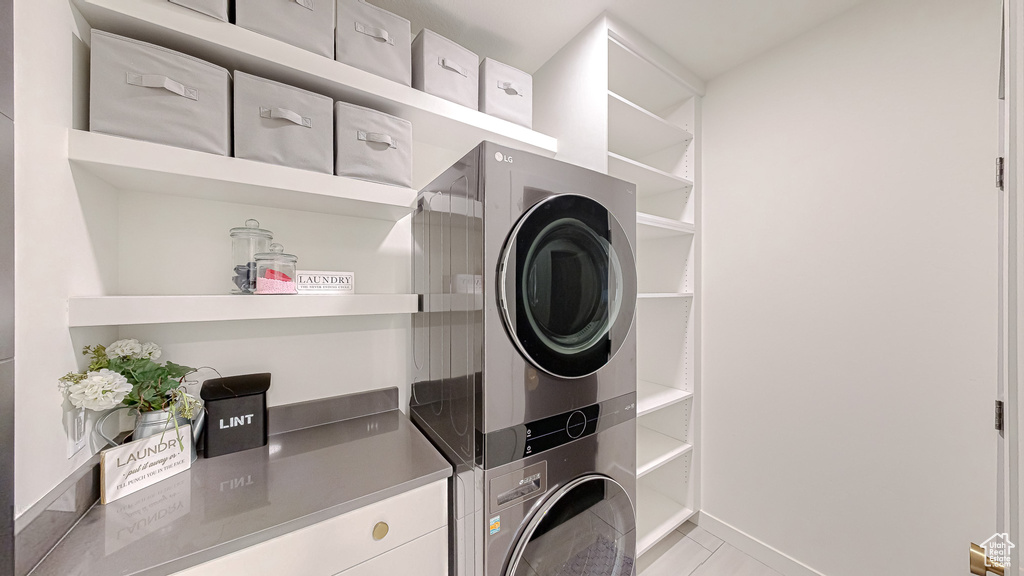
[976,1,1023,574]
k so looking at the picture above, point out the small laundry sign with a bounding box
[295,270,355,294]
[100,425,192,504]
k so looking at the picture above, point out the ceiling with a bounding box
[373,0,867,81]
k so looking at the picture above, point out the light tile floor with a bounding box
[638,522,783,576]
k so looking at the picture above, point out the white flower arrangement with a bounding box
[58,339,192,413]
[106,338,162,360]
[139,341,162,361]
[62,369,133,411]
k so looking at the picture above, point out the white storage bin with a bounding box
[334,101,412,188]
[168,0,229,22]
[234,71,333,174]
[89,30,231,156]
[479,58,532,128]
[412,29,479,109]
[236,0,335,58]
[336,0,411,86]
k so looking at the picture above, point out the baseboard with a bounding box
[694,511,827,576]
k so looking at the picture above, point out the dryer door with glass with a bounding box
[499,194,637,379]
[504,474,636,576]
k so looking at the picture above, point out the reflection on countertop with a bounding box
[30,400,452,576]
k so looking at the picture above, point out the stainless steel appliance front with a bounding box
[410,142,638,576]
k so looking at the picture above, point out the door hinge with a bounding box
[997,157,1005,190]
[995,400,1004,431]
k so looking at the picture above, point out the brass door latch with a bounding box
[970,543,1006,576]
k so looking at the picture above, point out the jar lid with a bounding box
[230,219,273,239]
[255,243,297,263]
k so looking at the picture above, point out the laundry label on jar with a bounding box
[489,516,501,535]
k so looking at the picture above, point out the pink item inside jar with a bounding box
[256,277,296,294]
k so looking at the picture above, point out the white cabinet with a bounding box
[334,527,446,576]
[173,480,447,576]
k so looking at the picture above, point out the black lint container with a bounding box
[201,373,271,458]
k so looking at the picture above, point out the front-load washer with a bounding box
[484,395,636,576]
[410,142,638,576]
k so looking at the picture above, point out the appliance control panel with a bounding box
[481,393,636,469]
[521,404,600,458]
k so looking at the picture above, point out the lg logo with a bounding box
[494,152,513,163]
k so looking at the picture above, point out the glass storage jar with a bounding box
[230,219,273,294]
[255,243,298,295]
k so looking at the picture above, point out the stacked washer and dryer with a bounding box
[411,142,639,576]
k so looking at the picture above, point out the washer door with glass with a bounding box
[505,474,636,576]
[499,194,637,379]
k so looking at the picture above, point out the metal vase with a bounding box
[96,402,206,463]
[132,407,205,464]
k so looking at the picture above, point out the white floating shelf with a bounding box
[608,92,693,159]
[68,294,418,327]
[637,426,692,478]
[69,130,415,221]
[607,153,693,198]
[637,292,694,300]
[637,213,695,240]
[636,485,695,556]
[637,380,693,417]
[608,36,696,115]
[73,0,557,158]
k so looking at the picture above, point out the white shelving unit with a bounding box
[72,0,557,158]
[608,92,693,159]
[637,293,694,300]
[68,294,418,327]
[637,379,693,416]
[636,484,696,556]
[605,24,702,557]
[608,152,694,198]
[637,426,693,477]
[637,212,696,239]
[68,0,559,328]
[68,130,416,221]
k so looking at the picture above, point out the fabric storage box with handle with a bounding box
[479,58,532,128]
[89,30,231,156]
[234,71,333,174]
[168,0,229,22]
[334,101,412,188]
[412,29,479,109]
[336,0,411,86]
[236,0,335,58]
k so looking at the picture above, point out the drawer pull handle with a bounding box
[372,521,389,541]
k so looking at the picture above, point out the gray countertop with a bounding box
[30,409,452,576]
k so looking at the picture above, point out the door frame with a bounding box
[1003,0,1022,570]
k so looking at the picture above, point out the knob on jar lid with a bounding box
[230,218,274,239]
[255,243,297,263]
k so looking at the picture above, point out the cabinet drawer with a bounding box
[334,526,447,576]
[174,479,446,576]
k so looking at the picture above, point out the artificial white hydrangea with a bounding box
[106,338,143,359]
[139,341,162,361]
[66,369,132,411]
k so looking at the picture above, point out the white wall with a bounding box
[534,14,608,172]
[13,1,422,516]
[701,0,1002,575]
[14,0,116,516]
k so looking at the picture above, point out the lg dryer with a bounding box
[411,142,638,576]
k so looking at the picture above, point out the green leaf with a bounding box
[164,362,194,379]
